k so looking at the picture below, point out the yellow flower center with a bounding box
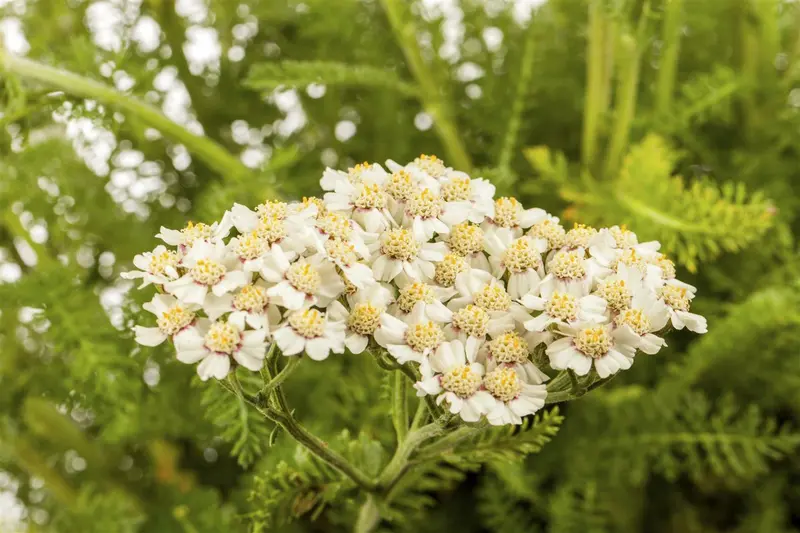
[414,154,446,177]
[353,182,388,210]
[528,219,566,249]
[385,170,415,201]
[441,365,482,398]
[397,282,436,313]
[324,239,358,266]
[405,321,444,353]
[288,308,326,338]
[316,212,352,240]
[474,282,512,312]
[302,196,326,217]
[347,302,383,335]
[612,249,647,275]
[233,284,269,312]
[610,226,636,248]
[157,305,195,335]
[595,279,630,312]
[448,223,484,256]
[181,221,213,246]
[550,249,586,280]
[544,291,578,321]
[660,284,691,311]
[483,366,522,402]
[574,326,612,359]
[348,162,372,182]
[503,238,541,273]
[492,197,521,228]
[565,224,597,248]
[256,200,288,220]
[234,231,269,260]
[204,321,242,354]
[380,229,420,261]
[190,258,227,286]
[256,215,287,244]
[148,249,180,276]
[488,332,529,364]
[441,176,471,202]
[452,304,490,338]
[285,262,321,295]
[615,308,651,335]
[406,188,443,219]
[651,254,676,279]
[434,253,468,287]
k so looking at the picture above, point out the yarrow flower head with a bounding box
[126,155,706,425]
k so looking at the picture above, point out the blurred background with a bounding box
[0,0,799,531]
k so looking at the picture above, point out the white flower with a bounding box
[310,212,371,259]
[164,240,249,305]
[202,281,282,331]
[613,289,669,354]
[273,308,346,360]
[134,293,196,346]
[546,247,609,293]
[588,229,661,287]
[312,238,375,290]
[480,330,552,378]
[156,215,233,251]
[230,201,314,256]
[321,161,389,191]
[401,187,472,241]
[386,155,449,182]
[369,228,446,283]
[327,284,393,354]
[414,339,495,423]
[382,167,440,221]
[174,316,268,381]
[485,229,547,299]
[438,171,495,224]
[261,249,345,310]
[323,178,395,233]
[521,274,608,332]
[443,222,491,271]
[483,197,545,236]
[390,280,454,324]
[121,245,180,288]
[482,363,548,426]
[526,213,567,250]
[449,270,530,332]
[659,280,707,334]
[377,306,446,364]
[546,320,639,378]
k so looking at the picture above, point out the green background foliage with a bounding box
[0,0,799,531]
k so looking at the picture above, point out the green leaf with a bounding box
[244,60,418,96]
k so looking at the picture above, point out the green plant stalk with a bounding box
[391,371,408,443]
[655,0,684,116]
[582,0,606,169]
[603,33,641,179]
[0,50,253,183]
[226,374,378,491]
[354,495,381,533]
[376,422,444,490]
[379,0,472,172]
[497,23,537,170]
[260,355,300,396]
[3,435,77,505]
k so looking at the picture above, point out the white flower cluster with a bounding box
[125,155,707,426]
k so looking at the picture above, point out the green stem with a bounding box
[354,495,381,533]
[603,32,640,179]
[0,50,253,183]
[260,356,300,396]
[379,0,472,172]
[582,0,606,169]
[376,422,443,490]
[391,371,408,443]
[409,399,428,432]
[655,0,684,117]
[412,425,479,463]
[226,374,377,491]
[497,23,537,171]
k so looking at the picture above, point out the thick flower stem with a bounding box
[391,371,408,442]
[260,356,300,397]
[376,422,444,491]
[354,495,381,533]
[0,49,254,184]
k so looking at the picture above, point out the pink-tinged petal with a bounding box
[387,344,421,364]
[273,327,305,356]
[233,351,264,371]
